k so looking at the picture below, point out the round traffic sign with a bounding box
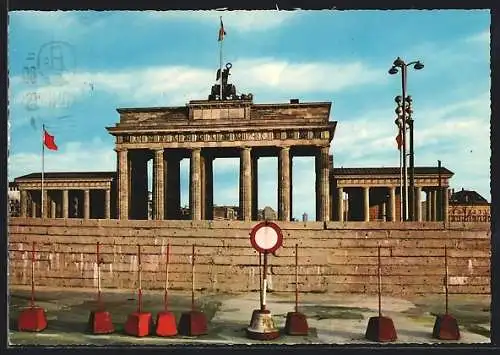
[249,221,283,254]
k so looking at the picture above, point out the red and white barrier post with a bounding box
[124,244,152,337]
[432,244,460,340]
[365,246,397,342]
[284,243,309,335]
[87,242,114,334]
[17,241,48,332]
[155,242,178,336]
[178,244,208,336]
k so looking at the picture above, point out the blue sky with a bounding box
[7,10,490,220]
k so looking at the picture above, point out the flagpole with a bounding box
[41,123,45,219]
[219,16,223,101]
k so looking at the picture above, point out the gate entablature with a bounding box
[107,100,336,150]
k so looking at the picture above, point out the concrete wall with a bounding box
[8,218,490,296]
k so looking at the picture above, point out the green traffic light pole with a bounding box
[389,57,424,221]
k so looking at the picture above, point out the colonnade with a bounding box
[333,185,449,222]
[116,145,331,221]
[19,188,112,219]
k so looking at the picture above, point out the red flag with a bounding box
[218,17,226,41]
[44,129,58,150]
[395,131,403,150]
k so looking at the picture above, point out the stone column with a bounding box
[20,190,28,217]
[31,201,37,218]
[389,186,396,222]
[337,187,344,222]
[415,186,422,222]
[251,155,259,220]
[84,189,90,219]
[200,155,206,219]
[189,148,202,221]
[289,152,293,220]
[116,148,129,220]
[278,146,291,221]
[345,191,350,221]
[62,190,69,218]
[432,189,437,221]
[435,189,441,221]
[443,187,449,223]
[315,153,319,220]
[204,155,214,220]
[50,200,56,219]
[153,149,165,220]
[316,146,330,222]
[105,188,111,219]
[239,147,252,221]
[42,189,48,218]
[363,186,370,222]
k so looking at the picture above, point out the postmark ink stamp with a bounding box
[37,41,76,86]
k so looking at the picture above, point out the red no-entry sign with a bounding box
[249,221,283,254]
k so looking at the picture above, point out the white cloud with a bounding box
[465,29,490,44]
[333,91,489,159]
[9,58,384,118]
[145,10,298,32]
[10,11,78,30]
[9,10,115,38]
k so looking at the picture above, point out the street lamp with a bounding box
[388,57,424,221]
[394,97,404,222]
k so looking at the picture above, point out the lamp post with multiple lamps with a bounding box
[389,57,424,221]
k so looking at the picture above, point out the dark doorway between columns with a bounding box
[129,149,151,220]
[90,190,105,219]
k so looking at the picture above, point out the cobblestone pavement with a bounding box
[8,286,491,345]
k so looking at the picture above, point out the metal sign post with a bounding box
[261,250,268,311]
[284,243,309,335]
[138,245,142,313]
[247,221,283,340]
[191,244,195,311]
[259,252,263,306]
[165,243,170,312]
[31,241,36,308]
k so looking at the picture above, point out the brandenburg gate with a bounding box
[108,98,335,222]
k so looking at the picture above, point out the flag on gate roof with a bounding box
[218,17,226,41]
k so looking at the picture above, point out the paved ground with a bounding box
[8,286,491,345]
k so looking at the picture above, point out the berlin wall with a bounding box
[8,218,490,296]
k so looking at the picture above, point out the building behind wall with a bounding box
[330,167,453,222]
[448,188,490,222]
[8,182,20,217]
